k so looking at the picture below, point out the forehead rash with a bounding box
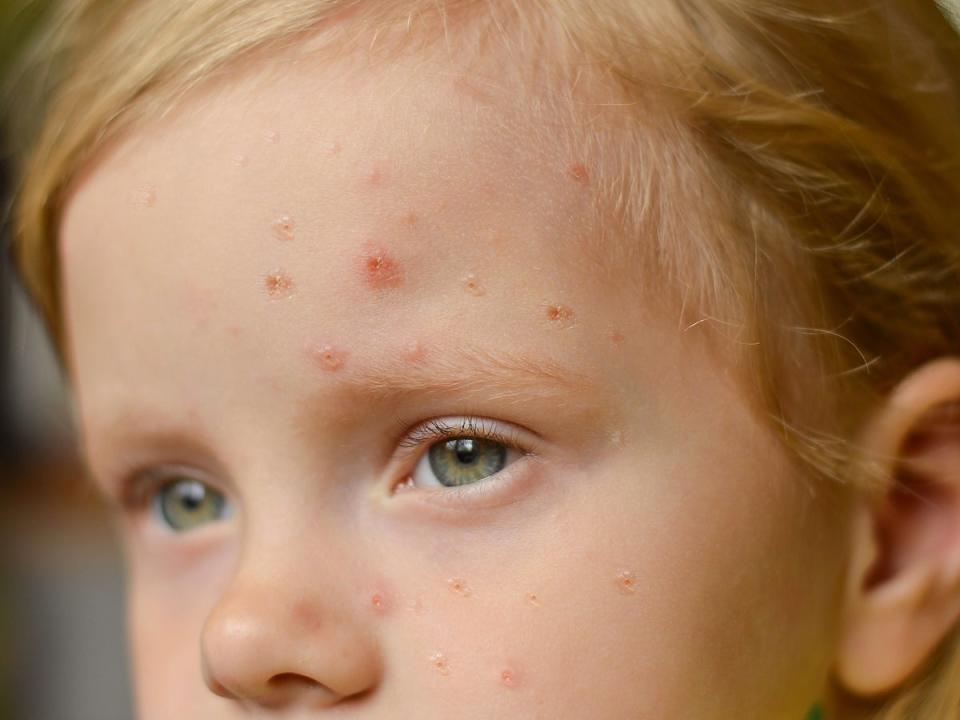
[358,244,403,290]
[272,215,296,241]
[568,162,589,184]
[264,269,295,298]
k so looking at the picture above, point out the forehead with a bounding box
[59,34,675,450]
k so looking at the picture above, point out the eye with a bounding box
[402,418,526,490]
[150,477,231,532]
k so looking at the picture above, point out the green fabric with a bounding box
[805,701,825,720]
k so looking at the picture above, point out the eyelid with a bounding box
[116,463,220,512]
[391,416,539,462]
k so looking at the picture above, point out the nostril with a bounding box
[268,672,325,690]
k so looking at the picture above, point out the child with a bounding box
[8,1,960,718]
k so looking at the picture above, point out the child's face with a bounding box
[60,38,847,719]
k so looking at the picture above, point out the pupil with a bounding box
[453,438,477,464]
[178,481,205,511]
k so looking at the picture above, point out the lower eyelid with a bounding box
[389,454,545,517]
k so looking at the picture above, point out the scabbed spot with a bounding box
[525,592,541,607]
[616,570,638,595]
[448,578,470,597]
[272,215,296,241]
[430,652,450,676]
[359,246,403,289]
[545,303,575,328]
[462,273,486,296]
[500,668,519,688]
[309,344,347,372]
[264,270,295,298]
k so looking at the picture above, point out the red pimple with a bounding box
[264,270,295,298]
[365,165,386,187]
[610,329,625,344]
[272,215,296,241]
[500,668,520,688]
[371,592,389,615]
[292,599,321,630]
[325,140,342,156]
[265,130,280,144]
[402,341,427,364]
[359,245,403,289]
[309,344,347,372]
[227,324,244,339]
[569,162,589,184]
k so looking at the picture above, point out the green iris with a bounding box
[427,437,507,487]
[153,478,228,532]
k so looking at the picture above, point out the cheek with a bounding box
[126,541,236,718]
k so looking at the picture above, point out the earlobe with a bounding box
[835,357,960,698]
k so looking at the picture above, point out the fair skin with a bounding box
[57,26,960,720]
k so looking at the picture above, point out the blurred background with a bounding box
[0,2,958,720]
[1,2,135,719]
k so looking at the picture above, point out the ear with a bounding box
[835,357,960,697]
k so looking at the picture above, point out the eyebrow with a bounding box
[333,345,596,404]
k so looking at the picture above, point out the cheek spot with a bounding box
[408,596,427,614]
[233,154,249,167]
[429,652,450,676]
[500,668,520,689]
[568,162,589,184]
[610,329,625,344]
[448,577,471,597]
[525,592,541,607]
[364,165,387,187]
[309,344,347,372]
[265,130,280,144]
[227,324,244,339]
[292,600,322,631]
[462,273,486,296]
[370,593,389,616]
[394,476,415,494]
[325,140,342,156]
[616,570,638,595]
[264,270,295,299]
[544,303,575,328]
[402,341,428,364]
[134,185,157,207]
[402,211,419,227]
[272,215,296,241]
[359,246,403,289]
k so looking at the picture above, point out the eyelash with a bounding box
[396,416,526,453]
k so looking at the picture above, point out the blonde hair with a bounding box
[7,0,960,716]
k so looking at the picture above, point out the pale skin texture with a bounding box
[57,26,960,720]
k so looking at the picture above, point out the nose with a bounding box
[201,575,382,710]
